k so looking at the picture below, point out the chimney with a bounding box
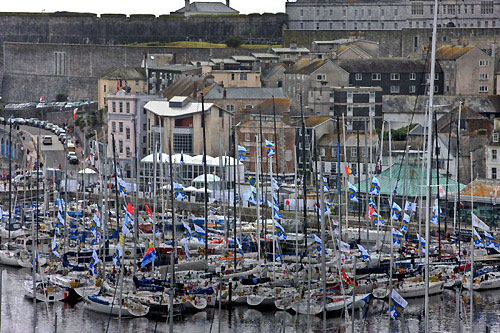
[223,88,227,99]
[226,0,230,7]
[185,0,190,12]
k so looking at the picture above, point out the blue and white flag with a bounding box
[484,231,499,249]
[338,239,351,253]
[417,233,426,254]
[275,220,287,240]
[194,224,207,243]
[391,202,402,220]
[314,234,322,255]
[237,145,248,161]
[89,249,100,275]
[117,177,128,197]
[473,227,484,248]
[472,213,490,231]
[271,177,280,191]
[52,234,60,258]
[273,210,283,220]
[405,201,417,212]
[92,213,101,229]
[236,237,244,257]
[348,182,359,202]
[57,199,65,212]
[372,212,385,226]
[401,213,410,233]
[268,200,279,212]
[180,150,185,164]
[265,140,276,157]
[357,244,370,262]
[175,191,186,201]
[182,238,190,259]
[392,228,404,247]
[389,290,408,320]
[183,221,192,240]
[430,199,440,226]
[369,176,381,195]
[369,198,377,209]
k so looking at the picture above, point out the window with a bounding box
[479,86,489,93]
[390,73,400,80]
[434,85,439,93]
[317,74,326,81]
[300,22,304,29]
[381,22,385,29]
[119,140,123,154]
[369,105,375,116]
[227,104,234,112]
[372,73,381,80]
[411,2,424,15]
[173,133,193,154]
[244,133,250,142]
[347,105,354,114]
[112,122,116,133]
[54,52,67,76]
[381,9,384,16]
[350,147,357,158]
[143,123,146,131]
[135,80,139,86]
[494,132,499,142]
[240,73,247,80]
[119,102,123,113]
[390,86,400,94]
[342,22,346,29]
[369,92,376,101]
[481,1,494,14]
[492,149,497,160]
[112,102,116,113]
[330,9,333,15]
[126,147,131,158]
[245,104,253,109]
[409,73,416,80]
[493,167,497,180]
[368,9,371,16]
[330,23,333,29]
[126,102,130,113]
[119,122,123,133]
[351,163,357,174]
[104,85,107,93]
[479,60,490,66]
[409,86,416,93]
[354,9,358,16]
[316,9,319,16]
[355,73,363,81]
[300,9,303,16]
[394,8,398,15]
[126,127,130,140]
[479,73,489,80]
[347,92,354,101]
[343,8,346,16]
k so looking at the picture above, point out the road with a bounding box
[20,125,79,177]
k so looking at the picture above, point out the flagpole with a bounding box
[232,123,238,272]
[269,151,275,280]
[357,128,361,243]
[319,156,327,332]
[255,134,261,262]
[342,114,348,235]
[336,116,342,239]
[376,121,384,251]
[167,138,176,333]
[469,151,474,331]
[133,116,139,276]
[388,120,395,327]
[433,111,441,261]
[299,94,308,257]
[456,101,462,259]
[425,1,439,330]
[111,133,124,329]
[201,93,209,261]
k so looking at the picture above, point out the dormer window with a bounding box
[493,132,499,143]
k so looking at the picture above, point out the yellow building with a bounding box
[210,70,261,88]
[98,67,147,109]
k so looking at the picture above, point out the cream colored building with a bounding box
[98,67,147,109]
[144,96,233,157]
[211,70,261,88]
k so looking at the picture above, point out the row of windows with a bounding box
[231,73,248,80]
[111,101,131,113]
[300,2,495,19]
[354,73,438,81]
[110,121,132,139]
[302,19,498,30]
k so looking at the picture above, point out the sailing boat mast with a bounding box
[167,138,176,333]
[201,93,208,261]
[424,0,440,330]
[300,95,308,255]
[8,121,12,243]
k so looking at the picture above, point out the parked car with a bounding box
[42,135,52,145]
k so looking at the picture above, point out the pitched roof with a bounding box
[101,67,146,80]
[358,161,466,197]
[204,85,286,100]
[250,98,291,116]
[436,104,491,134]
[175,2,239,14]
[435,45,474,60]
[336,58,441,73]
[272,47,310,54]
[145,54,175,69]
[285,59,327,74]
[161,76,210,99]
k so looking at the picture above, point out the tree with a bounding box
[225,37,242,48]
[55,94,68,102]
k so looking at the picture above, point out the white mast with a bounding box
[424,0,439,331]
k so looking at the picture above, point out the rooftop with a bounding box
[101,67,146,80]
[336,58,440,73]
[144,53,175,69]
[144,98,215,118]
[204,84,286,100]
[272,47,310,54]
[285,59,327,75]
[435,45,475,60]
[174,2,239,14]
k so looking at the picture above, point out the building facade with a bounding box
[98,67,147,110]
[144,96,233,157]
[287,0,500,31]
[107,91,156,178]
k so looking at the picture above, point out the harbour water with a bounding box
[2,265,500,332]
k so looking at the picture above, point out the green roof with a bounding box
[358,162,466,198]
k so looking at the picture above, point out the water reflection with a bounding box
[2,265,500,332]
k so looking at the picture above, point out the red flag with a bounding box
[368,206,375,219]
[126,202,134,215]
[145,204,152,218]
[73,108,78,120]
[341,267,350,285]
[344,166,352,176]
[117,80,120,91]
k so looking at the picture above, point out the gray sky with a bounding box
[3,0,285,15]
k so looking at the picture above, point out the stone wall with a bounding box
[2,43,268,102]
